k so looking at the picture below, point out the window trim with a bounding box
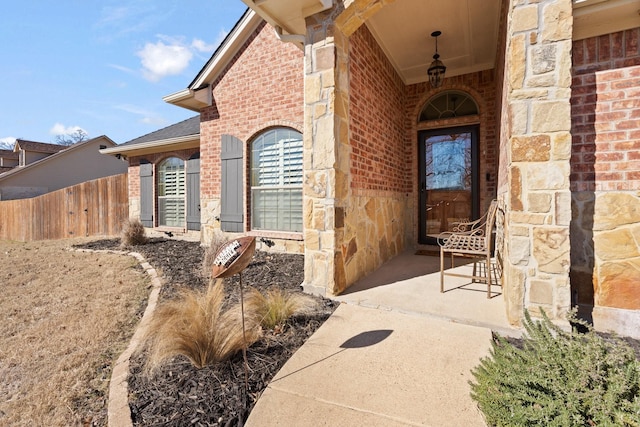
[250,128,303,233]
[157,156,186,228]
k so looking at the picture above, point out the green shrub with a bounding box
[142,279,262,373]
[470,310,640,426]
[120,218,148,246]
[245,287,316,331]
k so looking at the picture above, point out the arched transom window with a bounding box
[251,128,303,232]
[419,91,479,122]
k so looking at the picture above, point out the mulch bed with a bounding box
[75,238,337,426]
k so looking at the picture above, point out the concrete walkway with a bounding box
[335,250,516,336]
[247,251,524,426]
[246,303,493,426]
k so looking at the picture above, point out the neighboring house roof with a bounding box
[0,149,18,159]
[0,150,19,173]
[14,139,66,154]
[100,115,200,157]
[163,9,263,111]
[0,136,117,181]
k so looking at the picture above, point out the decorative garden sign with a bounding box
[211,236,257,278]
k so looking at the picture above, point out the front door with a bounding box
[419,125,479,244]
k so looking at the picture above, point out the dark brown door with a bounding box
[419,125,479,244]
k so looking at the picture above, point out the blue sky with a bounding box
[0,1,247,149]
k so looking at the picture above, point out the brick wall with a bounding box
[406,70,499,214]
[570,29,640,324]
[349,25,408,193]
[200,21,304,202]
[571,28,640,191]
[127,149,200,199]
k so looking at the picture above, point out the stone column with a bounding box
[501,0,573,324]
[302,8,350,296]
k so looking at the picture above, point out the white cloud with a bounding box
[115,104,153,116]
[50,123,88,136]
[136,31,228,82]
[0,137,16,149]
[137,40,192,82]
[213,29,229,51]
[97,6,131,25]
[115,104,165,127]
[141,116,168,127]
[191,38,216,53]
[95,5,167,42]
[108,63,136,74]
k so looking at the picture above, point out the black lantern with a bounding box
[427,31,446,88]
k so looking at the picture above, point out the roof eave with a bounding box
[189,9,263,90]
[240,0,332,41]
[163,89,210,112]
[163,9,263,111]
[100,135,200,157]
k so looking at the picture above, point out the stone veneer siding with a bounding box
[570,28,640,337]
[343,24,409,286]
[500,0,573,324]
[303,0,503,296]
[199,21,304,250]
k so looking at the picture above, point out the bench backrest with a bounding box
[484,199,499,243]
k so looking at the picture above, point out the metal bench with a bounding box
[438,199,500,298]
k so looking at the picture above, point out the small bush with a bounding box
[120,218,148,247]
[142,279,262,373]
[470,310,640,426]
[245,287,316,331]
[201,232,229,278]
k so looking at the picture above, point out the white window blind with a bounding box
[158,157,185,227]
[251,129,303,232]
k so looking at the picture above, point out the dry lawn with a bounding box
[0,238,150,426]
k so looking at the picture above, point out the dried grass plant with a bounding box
[245,287,317,331]
[143,279,262,373]
[120,218,148,247]
[201,232,229,278]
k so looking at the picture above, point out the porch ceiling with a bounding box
[365,0,502,85]
[242,0,639,86]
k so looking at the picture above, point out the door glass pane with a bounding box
[424,132,472,237]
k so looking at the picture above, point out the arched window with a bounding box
[251,128,303,232]
[419,91,478,122]
[157,157,185,227]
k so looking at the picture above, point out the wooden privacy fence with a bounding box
[0,173,128,242]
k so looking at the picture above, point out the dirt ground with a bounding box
[0,236,334,426]
[0,238,150,426]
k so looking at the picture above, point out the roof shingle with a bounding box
[15,139,67,154]
[120,115,200,147]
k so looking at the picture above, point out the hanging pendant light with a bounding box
[427,31,446,88]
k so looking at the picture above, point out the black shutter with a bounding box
[220,135,244,232]
[186,157,201,231]
[139,162,153,227]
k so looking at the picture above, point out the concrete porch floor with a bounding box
[335,249,521,337]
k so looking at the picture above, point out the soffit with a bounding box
[238,0,639,87]
[573,0,640,40]
[241,0,331,36]
[366,0,502,85]
[100,136,199,158]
